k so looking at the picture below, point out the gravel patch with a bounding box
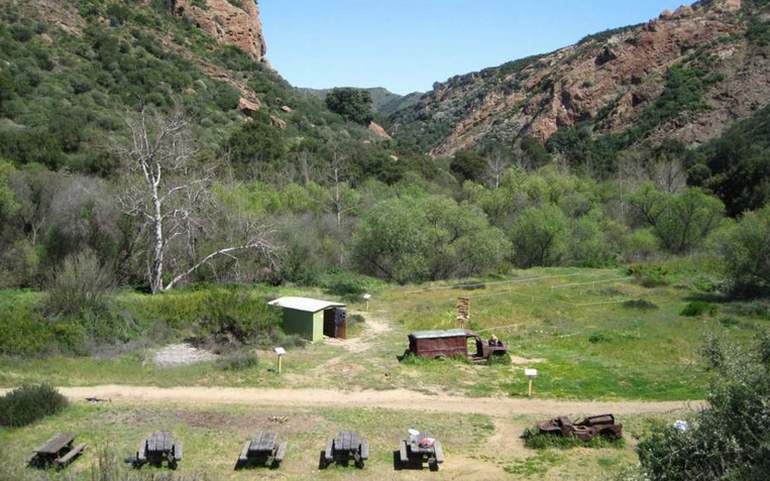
[153,343,218,367]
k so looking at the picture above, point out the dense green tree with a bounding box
[225,111,287,179]
[325,87,373,125]
[509,204,568,267]
[717,206,770,296]
[691,104,770,216]
[631,183,724,253]
[353,196,508,283]
[450,149,488,182]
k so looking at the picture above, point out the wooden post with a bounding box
[528,378,533,397]
[274,347,286,375]
[277,355,282,375]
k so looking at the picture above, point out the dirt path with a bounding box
[14,385,704,416]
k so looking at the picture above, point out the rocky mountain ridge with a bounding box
[389,0,770,156]
[171,0,266,61]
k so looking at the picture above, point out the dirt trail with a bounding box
[11,385,704,417]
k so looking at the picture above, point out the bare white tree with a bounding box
[485,149,510,189]
[118,107,273,293]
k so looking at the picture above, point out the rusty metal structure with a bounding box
[406,329,507,362]
[537,414,623,441]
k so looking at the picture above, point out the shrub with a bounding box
[195,288,281,344]
[635,334,770,480]
[216,350,258,371]
[45,250,114,318]
[680,301,716,317]
[588,332,611,344]
[622,299,659,310]
[521,428,625,449]
[488,352,511,365]
[320,271,369,300]
[627,264,670,288]
[0,384,68,427]
[717,206,770,297]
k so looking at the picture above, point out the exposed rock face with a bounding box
[238,97,261,115]
[389,0,769,156]
[174,0,266,61]
[368,121,392,140]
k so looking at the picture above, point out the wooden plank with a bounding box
[274,441,287,462]
[359,440,369,460]
[251,432,276,452]
[399,440,408,464]
[238,441,250,462]
[55,444,86,466]
[324,439,333,461]
[433,440,445,464]
[137,441,147,462]
[173,441,183,461]
[35,433,75,455]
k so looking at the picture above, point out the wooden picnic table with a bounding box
[30,432,86,469]
[320,431,368,469]
[134,432,182,469]
[397,431,444,471]
[235,431,287,469]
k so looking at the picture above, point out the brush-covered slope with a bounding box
[0,0,389,177]
[390,0,770,157]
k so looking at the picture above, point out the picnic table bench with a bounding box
[235,431,287,469]
[397,431,444,471]
[133,432,182,469]
[30,432,86,469]
[319,431,368,469]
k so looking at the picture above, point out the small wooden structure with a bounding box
[397,431,444,471]
[456,297,470,327]
[30,433,86,469]
[319,431,368,469]
[268,297,346,342]
[235,431,287,469]
[407,329,508,361]
[133,432,182,469]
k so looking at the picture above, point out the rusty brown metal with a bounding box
[406,329,507,361]
[537,414,623,441]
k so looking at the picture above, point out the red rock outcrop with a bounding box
[173,0,266,61]
[368,121,392,140]
[390,0,769,156]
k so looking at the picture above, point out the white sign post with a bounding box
[525,368,538,397]
[362,293,372,311]
[274,347,286,375]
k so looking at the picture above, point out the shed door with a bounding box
[323,309,335,337]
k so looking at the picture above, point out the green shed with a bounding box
[268,297,346,342]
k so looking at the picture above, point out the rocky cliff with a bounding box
[172,0,266,61]
[390,0,770,156]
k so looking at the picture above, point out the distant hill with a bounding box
[298,87,422,115]
[388,0,770,158]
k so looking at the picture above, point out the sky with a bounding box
[260,0,687,95]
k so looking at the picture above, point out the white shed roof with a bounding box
[268,296,345,313]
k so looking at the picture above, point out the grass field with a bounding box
[0,401,680,481]
[1,263,767,401]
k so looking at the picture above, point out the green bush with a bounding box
[45,250,114,318]
[320,271,369,300]
[622,299,659,310]
[588,332,611,344]
[215,350,258,371]
[487,352,511,365]
[0,384,68,427]
[635,334,770,480]
[627,264,670,288]
[680,301,716,317]
[195,288,281,344]
[521,428,625,449]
